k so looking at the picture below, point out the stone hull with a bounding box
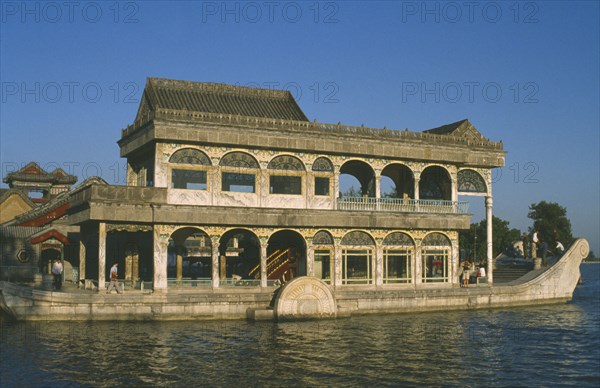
[0,239,588,321]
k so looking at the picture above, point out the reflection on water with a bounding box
[1,265,599,387]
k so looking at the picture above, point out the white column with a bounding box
[98,223,106,290]
[375,244,383,286]
[260,241,267,288]
[451,178,458,202]
[333,170,340,209]
[306,243,314,276]
[211,240,220,288]
[486,196,494,284]
[414,177,420,201]
[375,172,381,199]
[451,239,459,285]
[414,240,422,285]
[79,238,86,282]
[333,242,342,287]
[176,247,183,282]
[153,226,168,291]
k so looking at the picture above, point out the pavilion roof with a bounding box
[423,119,487,141]
[135,77,309,123]
[3,162,77,186]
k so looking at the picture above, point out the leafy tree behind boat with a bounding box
[528,201,575,249]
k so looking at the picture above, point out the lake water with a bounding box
[1,264,599,387]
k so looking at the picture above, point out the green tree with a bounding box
[459,216,521,260]
[339,186,361,198]
[527,201,574,248]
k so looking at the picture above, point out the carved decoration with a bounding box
[313,231,334,245]
[312,157,334,172]
[169,148,211,165]
[383,232,414,246]
[274,277,337,320]
[458,169,487,193]
[268,155,305,171]
[422,232,451,247]
[220,152,260,168]
[107,224,153,233]
[341,230,375,246]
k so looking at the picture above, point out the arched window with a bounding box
[420,166,451,200]
[312,157,334,197]
[383,232,414,284]
[169,148,211,165]
[341,231,374,284]
[421,233,451,283]
[220,152,259,193]
[169,148,211,190]
[268,155,304,195]
[458,169,487,193]
[381,163,414,199]
[313,230,333,284]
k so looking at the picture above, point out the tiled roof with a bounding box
[0,225,45,239]
[135,78,309,122]
[3,162,77,185]
[0,188,35,208]
[423,119,486,141]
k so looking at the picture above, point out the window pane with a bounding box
[222,172,256,193]
[384,250,412,283]
[342,249,371,284]
[270,175,302,195]
[422,249,449,283]
[314,249,331,282]
[172,169,207,190]
[314,177,330,196]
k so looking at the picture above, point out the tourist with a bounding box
[461,261,470,288]
[522,232,529,258]
[532,229,539,259]
[106,262,122,294]
[52,259,63,291]
[478,265,486,278]
[540,241,549,266]
[555,241,565,254]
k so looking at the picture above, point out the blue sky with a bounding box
[1,1,598,253]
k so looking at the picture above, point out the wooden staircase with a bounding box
[248,248,295,282]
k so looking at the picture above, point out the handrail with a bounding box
[248,249,285,278]
[269,258,290,278]
[266,250,289,271]
[337,197,469,214]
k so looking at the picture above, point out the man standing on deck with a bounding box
[532,229,539,259]
[106,262,122,294]
[522,232,529,259]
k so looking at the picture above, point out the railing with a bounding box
[220,279,261,287]
[336,197,469,214]
[167,279,211,288]
[121,109,503,150]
